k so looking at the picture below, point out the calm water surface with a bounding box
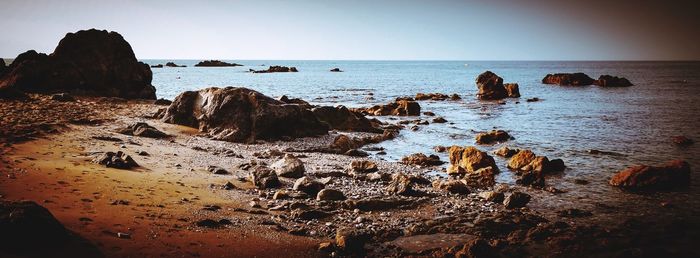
[145,60,700,222]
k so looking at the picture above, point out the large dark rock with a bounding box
[0,29,156,99]
[312,106,382,133]
[594,75,633,87]
[542,73,595,86]
[0,58,6,77]
[476,71,507,100]
[165,62,186,68]
[609,160,690,191]
[194,60,241,67]
[162,87,328,142]
[252,66,298,73]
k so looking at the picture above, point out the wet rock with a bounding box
[476,71,508,100]
[252,65,298,73]
[344,149,369,157]
[116,122,168,138]
[434,145,447,152]
[50,93,75,102]
[542,73,595,86]
[415,93,452,101]
[330,68,343,72]
[151,64,163,68]
[517,170,545,188]
[270,154,305,178]
[672,135,694,146]
[447,146,498,174]
[311,105,382,133]
[493,146,518,157]
[93,151,139,169]
[548,158,567,172]
[353,99,421,116]
[336,228,369,253]
[153,98,172,105]
[293,177,325,196]
[475,130,511,144]
[507,150,536,170]
[207,166,229,175]
[503,192,531,209]
[0,29,156,99]
[432,180,470,194]
[349,160,378,173]
[594,75,633,87]
[609,160,691,191]
[401,153,444,166]
[463,167,496,188]
[316,189,346,201]
[478,191,505,203]
[432,117,447,123]
[165,62,185,67]
[194,60,241,67]
[504,83,521,97]
[249,166,280,189]
[162,87,328,142]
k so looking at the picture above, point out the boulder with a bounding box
[317,189,346,201]
[0,29,156,99]
[293,177,325,196]
[447,146,497,174]
[311,106,382,133]
[194,60,241,67]
[475,130,511,144]
[93,151,138,169]
[508,150,565,174]
[493,146,518,157]
[507,150,537,170]
[475,71,507,100]
[116,122,168,138]
[609,160,691,191]
[478,191,504,203]
[353,99,421,116]
[252,66,298,73]
[541,73,595,86]
[432,180,470,194]
[349,160,378,173]
[401,153,444,166]
[270,154,305,178]
[463,167,496,188]
[504,83,520,98]
[432,117,447,123]
[387,173,426,196]
[207,165,229,175]
[249,166,280,189]
[161,87,328,142]
[503,192,531,209]
[594,75,633,87]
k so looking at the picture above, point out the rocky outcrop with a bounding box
[0,29,156,99]
[542,73,595,86]
[609,160,690,191]
[252,66,298,73]
[447,146,498,175]
[165,62,186,67]
[594,75,633,87]
[194,60,241,67]
[162,87,328,142]
[311,106,382,133]
[353,99,421,116]
[475,130,511,144]
[476,71,520,100]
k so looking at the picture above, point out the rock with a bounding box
[253,149,285,159]
[349,160,378,173]
[609,160,691,191]
[542,73,595,86]
[207,166,228,175]
[93,151,138,169]
[401,153,444,166]
[249,166,280,189]
[387,173,425,196]
[517,170,545,187]
[162,87,328,142]
[0,29,156,99]
[450,94,461,100]
[493,146,518,157]
[475,71,508,100]
[434,145,447,152]
[317,189,346,201]
[195,219,231,228]
[432,117,447,123]
[503,192,531,209]
[223,182,236,190]
[522,156,550,173]
[548,158,567,172]
[526,97,540,102]
[432,180,470,194]
[194,60,241,67]
[447,146,497,174]
[415,93,451,101]
[252,66,298,73]
[463,167,496,188]
[165,62,186,67]
[50,93,75,102]
[344,149,369,157]
[672,136,694,146]
[291,209,332,220]
[0,58,6,77]
[330,68,343,72]
[270,154,305,178]
[594,75,633,87]
[475,130,511,144]
[478,191,505,203]
[504,83,520,97]
[116,122,168,138]
[507,150,537,170]
[153,98,172,105]
[293,177,325,196]
[151,64,163,68]
[341,198,415,211]
[353,99,421,116]
[336,228,369,252]
[318,242,334,252]
[311,105,382,133]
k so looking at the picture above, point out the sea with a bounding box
[151,60,700,221]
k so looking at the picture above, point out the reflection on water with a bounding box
[147,60,700,222]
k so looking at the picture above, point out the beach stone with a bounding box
[336,228,369,252]
[387,173,427,197]
[354,99,421,116]
[117,122,168,138]
[270,154,305,178]
[609,160,691,191]
[291,209,332,220]
[341,198,415,211]
[293,177,325,196]
[194,60,241,67]
[311,105,381,133]
[507,150,537,170]
[504,192,531,209]
[206,166,228,175]
[415,93,451,101]
[478,191,505,203]
[93,151,138,169]
[447,146,497,174]
[542,73,595,86]
[432,179,470,194]
[475,71,508,100]
[401,153,444,166]
[463,167,496,188]
[0,29,156,99]
[349,160,378,173]
[249,166,280,189]
[316,189,346,201]
[504,83,521,97]
[162,87,328,143]
[493,146,518,157]
[475,130,511,144]
[594,75,633,87]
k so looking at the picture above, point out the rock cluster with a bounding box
[252,66,298,73]
[475,71,520,100]
[507,150,565,187]
[194,60,242,67]
[93,151,139,169]
[353,99,421,116]
[542,73,633,87]
[415,93,461,101]
[311,105,382,133]
[400,153,444,166]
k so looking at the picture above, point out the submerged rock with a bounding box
[447,146,497,175]
[594,75,633,87]
[401,153,444,166]
[542,73,595,86]
[270,154,305,178]
[194,60,241,67]
[609,160,691,191]
[93,151,138,169]
[415,93,455,101]
[475,130,511,144]
[330,68,343,72]
[0,29,156,99]
[165,62,186,67]
[162,87,328,143]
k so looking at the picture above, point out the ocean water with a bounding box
[146,60,700,221]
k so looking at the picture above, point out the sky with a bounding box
[1,0,699,60]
